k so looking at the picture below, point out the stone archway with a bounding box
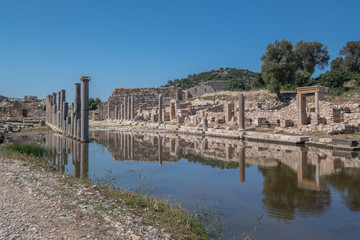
[296,86,326,125]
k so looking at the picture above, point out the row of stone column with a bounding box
[108,95,136,121]
[45,76,91,142]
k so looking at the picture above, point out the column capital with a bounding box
[80,76,91,82]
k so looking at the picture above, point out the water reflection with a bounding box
[43,134,89,178]
[17,131,360,224]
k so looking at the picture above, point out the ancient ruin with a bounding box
[45,76,91,142]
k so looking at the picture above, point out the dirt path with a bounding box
[0,157,171,240]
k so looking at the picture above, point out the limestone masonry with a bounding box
[92,85,360,136]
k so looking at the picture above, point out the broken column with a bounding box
[158,94,163,123]
[80,76,90,142]
[203,117,208,131]
[225,102,234,123]
[238,93,245,130]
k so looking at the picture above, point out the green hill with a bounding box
[163,67,265,91]
[0,95,7,102]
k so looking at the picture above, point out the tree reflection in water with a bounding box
[258,163,331,222]
[326,168,360,212]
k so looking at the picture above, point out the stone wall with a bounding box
[0,97,45,119]
[186,81,229,98]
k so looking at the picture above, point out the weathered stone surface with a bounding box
[332,138,358,147]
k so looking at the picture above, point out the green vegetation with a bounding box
[161,40,359,100]
[89,97,102,110]
[259,40,360,97]
[0,95,7,102]
[6,143,49,157]
[163,67,262,91]
[261,40,329,96]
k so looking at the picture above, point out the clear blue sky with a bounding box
[1,0,359,101]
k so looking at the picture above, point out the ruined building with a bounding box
[0,96,45,119]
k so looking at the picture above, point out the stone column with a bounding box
[77,119,81,141]
[60,90,66,129]
[74,83,81,139]
[238,93,245,130]
[66,116,70,136]
[239,145,245,184]
[158,94,163,123]
[57,91,61,128]
[297,94,307,125]
[52,93,57,126]
[127,96,131,121]
[107,99,111,119]
[80,76,90,142]
[123,97,127,121]
[203,117,208,131]
[63,102,68,132]
[170,101,175,120]
[70,109,74,138]
[130,96,134,120]
[225,102,234,123]
[120,104,123,120]
[114,104,118,120]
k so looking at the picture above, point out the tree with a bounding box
[294,41,329,75]
[261,39,297,97]
[339,41,360,72]
[294,70,311,87]
[228,77,250,91]
[251,74,266,89]
[330,57,344,71]
[89,97,102,110]
[318,70,352,89]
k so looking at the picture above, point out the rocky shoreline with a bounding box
[0,157,172,240]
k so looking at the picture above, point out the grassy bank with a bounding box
[0,142,210,239]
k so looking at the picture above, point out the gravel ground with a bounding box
[0,157,171,240]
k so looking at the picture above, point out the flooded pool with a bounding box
[14,130,360,239]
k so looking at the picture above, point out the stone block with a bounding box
[332,138,358,147]
[280,119,294,128]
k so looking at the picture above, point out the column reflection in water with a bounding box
[44,134,89,179]
[80,142,89,178]
[158,136,163,166]
[238,144,245,184]
[73,140,81,178]
[130,134,134,160]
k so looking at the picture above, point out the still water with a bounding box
[14,130,360,239]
